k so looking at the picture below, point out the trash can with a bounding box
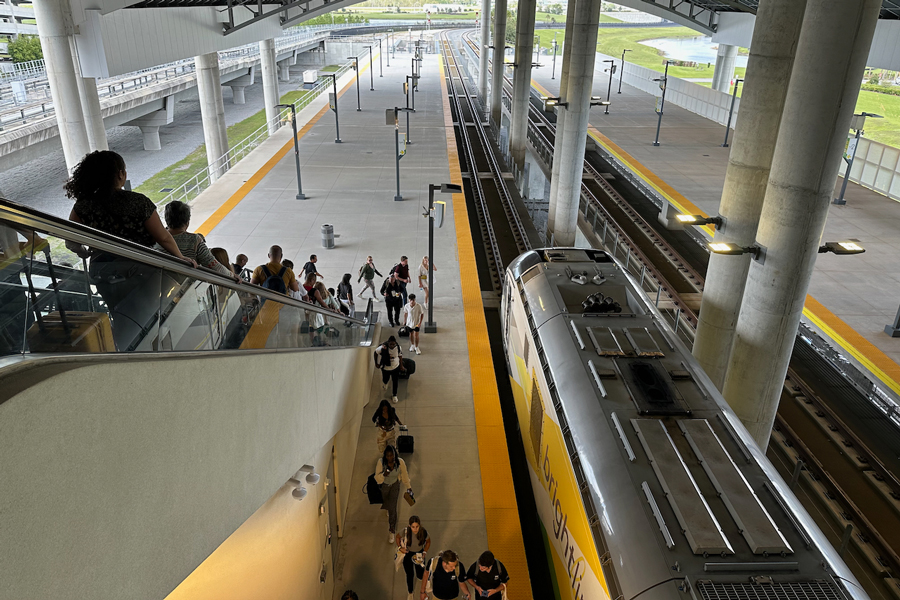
[321,224,335,249]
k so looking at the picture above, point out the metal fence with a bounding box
[154,59,356,209]
[848,136,900,203]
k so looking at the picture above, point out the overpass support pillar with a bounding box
[721,0,880,449]
[125,96,174,151]
[195,52,230,182]
[509,0,537,171]
[278,58,291,82]
[260,39,280,135]
[712,44,738,93]
[546,0,576,239]
[33,0,90,171]
[692,0,806,390]
[70,40,108,152]
[548,0,597,245]
[227,68,255,105]
[489,0,508,127]
[477,0,491,101]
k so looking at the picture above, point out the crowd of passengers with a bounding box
[62,151,437,343]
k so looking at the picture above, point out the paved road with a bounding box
[0,71,308,218]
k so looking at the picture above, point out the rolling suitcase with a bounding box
[397,425,414,454]
[399,358,416,379]
[27,311,116,353]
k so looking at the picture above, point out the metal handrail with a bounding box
[0,197,369,326]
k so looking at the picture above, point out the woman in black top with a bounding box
[65,151,190,262]
[337,273,355,317]
[372,399,403,453]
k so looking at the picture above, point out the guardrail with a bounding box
[154,57,358,209]
[847,136,900,204]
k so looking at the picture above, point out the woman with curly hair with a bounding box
[65,151,189,262]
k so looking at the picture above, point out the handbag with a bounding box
[364,474,383,504]
[404,488,416,506]
[398,326,410,337]
[393,535,407,572]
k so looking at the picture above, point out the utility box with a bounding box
[303,70,318,89]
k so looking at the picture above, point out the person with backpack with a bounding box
[465,551,509,599]
[395,516,431,600]
[373,444,411,544]
[375,336,405,403]
[358,255,382,301]
[421,550,469,600]
[392,255,412,306]
[381,272,404,328]
[250,245,300,296]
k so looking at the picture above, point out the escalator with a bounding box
[0,197,377,358]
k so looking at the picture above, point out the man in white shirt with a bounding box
[402,294,426,354]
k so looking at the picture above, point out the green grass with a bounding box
[854,89,900,147]
[534,26,746,81]
[134,85,318,204]
[361,11,619,23]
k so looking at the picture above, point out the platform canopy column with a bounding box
[195,52,230,182]
[508,0,537,170]
[489,0,508,127]
[71,37,108,152]
[711,43,738,93]
[692,0,807,390]
[33,0,90,171]
[546,0,577,239]
[478,0,491,100]
[721,0,881,449]
[260,39,280,135]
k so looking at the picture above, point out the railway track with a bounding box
[444,28,900,600]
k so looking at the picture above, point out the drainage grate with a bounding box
[159,188,174,193]
[697,581,846,600]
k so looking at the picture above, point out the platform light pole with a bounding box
[603,59,615,115]
[348,56,361,111]
[405,75,418,143]
[834,112,883,205]
[424,183,462,333]
[366,45,375,90]
[721,78,744,147]
[652,61,672,147]
[618,49,631,94]
[376,37,383,76]
[321,74,342,143]
[389,107,415,202]
[551,37,558,79]
[276,103,306,199]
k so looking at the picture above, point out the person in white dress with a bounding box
[401,294,425,354]
[417,256,437,309]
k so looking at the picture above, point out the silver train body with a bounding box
[500,248,867,600]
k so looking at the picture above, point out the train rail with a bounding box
[444,28,900,600]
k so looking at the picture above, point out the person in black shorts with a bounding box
[422,550,469,600]
[466,551,509,598]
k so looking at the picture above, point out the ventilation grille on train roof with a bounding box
[697,581,846,600]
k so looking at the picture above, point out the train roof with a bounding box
[506,249,865,600]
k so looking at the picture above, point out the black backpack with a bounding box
[260,265,288,294]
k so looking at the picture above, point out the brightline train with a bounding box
[501,248,868,600]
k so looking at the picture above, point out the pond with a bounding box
[639,36,749,68]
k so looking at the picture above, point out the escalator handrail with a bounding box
[0,197,369,326]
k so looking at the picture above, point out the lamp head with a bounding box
[708,242,760,259]
[440,183,462,194]
[818,241,865,255]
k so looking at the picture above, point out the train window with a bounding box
[530,378,544,462]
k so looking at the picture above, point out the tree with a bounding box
[8,35,43,63]
[869,74,880,85]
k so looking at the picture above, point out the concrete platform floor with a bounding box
[531,58,900,383]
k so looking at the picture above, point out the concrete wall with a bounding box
[0,346,376,600]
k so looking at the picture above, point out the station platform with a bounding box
[182,46,532,599]
[530,63,900,396]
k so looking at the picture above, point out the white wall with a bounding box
[0,346,375,600]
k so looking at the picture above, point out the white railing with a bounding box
[154,60,357,209]
[848,136,900,203]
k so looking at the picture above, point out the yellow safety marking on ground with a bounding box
[531,78,900,399]
[196,56,378,237]
[239,300,281,349]
[439,51,534,598]
[803,296,900,397]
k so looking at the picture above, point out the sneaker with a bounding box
[415,346,421,355]
[392,395,399,403]
[408,594,414,600]
[383,382,388,390]
[410,344,416,352]
[389,322,395,327]
[357,292,364,298]
[389,531,395,543]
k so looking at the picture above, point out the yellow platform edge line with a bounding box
[532,79,900,401]
[196,55,379,237]
[439,53,534,597]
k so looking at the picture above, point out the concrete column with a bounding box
[551,0,601,246]
[69,37,108,152]
[478,0,491,100]
[278,58,291,82]
[125,96,174,152]
[721,0,881,449]
[546,0,580,240]
[195,52,230,182]
[489,0,508,127]
[692,0,806,390]
[509,0,537,170]
[260,39,280,135]
[33,0,90,171]
[712,44,738,93]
